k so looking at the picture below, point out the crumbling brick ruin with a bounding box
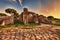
[0,14,14,26]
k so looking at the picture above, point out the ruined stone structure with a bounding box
[33,14,39,23]
[38,15,48,23]
[18,8,39,24]
[0,14,14,26]
[21,8,29,25]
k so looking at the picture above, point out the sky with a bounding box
[0,0,60,18]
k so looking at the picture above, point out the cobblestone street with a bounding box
[0,27,60,40]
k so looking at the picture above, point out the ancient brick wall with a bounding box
[0,14,14,25]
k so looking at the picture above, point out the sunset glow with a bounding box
[0,0,60,18]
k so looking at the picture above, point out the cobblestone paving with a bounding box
[0,27,60,40]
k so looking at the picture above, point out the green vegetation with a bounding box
[54,22,60,26]
[56,29,60,34]
[42,22,49,24]
[48,21,60,26]
[14,22,24,26]
[5,8,19,18]
[5,8,17,14]
[47,16,54,20]
[0,13,7,16]
[0,26,6,29]
[29,22,40,26]
[2,22,40,28]
[6,22,24,27]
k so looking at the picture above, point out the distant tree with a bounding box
[47,16,54,20]
[5,8,19,17]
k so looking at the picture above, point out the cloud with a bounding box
[12,0,16,2]
[8,0,22,6]
[12,0,22,6]
[19,0,22,6]
[8,0,16,2]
